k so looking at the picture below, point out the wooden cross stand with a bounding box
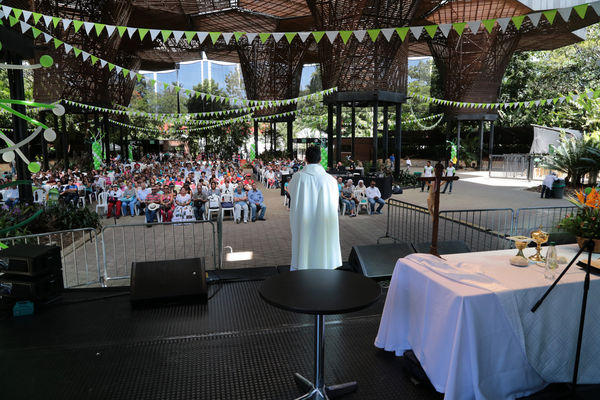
[417,163,459,257]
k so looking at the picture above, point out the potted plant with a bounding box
[558,188,600,252]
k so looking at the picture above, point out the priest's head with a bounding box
[306,146,321,164]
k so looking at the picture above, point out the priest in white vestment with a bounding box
[288,146,341,270]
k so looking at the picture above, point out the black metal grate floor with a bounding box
[0,274,441,400]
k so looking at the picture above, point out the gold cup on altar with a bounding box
[529,226,549,262]
[507,236,533,266]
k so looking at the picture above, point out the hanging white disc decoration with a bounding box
[52,104,65,116]
[43,128,57,142]
[2,151,15,162]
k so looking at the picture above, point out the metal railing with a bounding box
[0,228,102,288]
[513,206,577,237]
[101,219,220,284]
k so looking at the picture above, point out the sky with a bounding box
[141,57,430,99]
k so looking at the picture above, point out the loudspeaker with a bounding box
[349,242,414,279]
[131,258,207,305]
[0,270,64,301]
[411,240,471,255]
[0,244,61,277]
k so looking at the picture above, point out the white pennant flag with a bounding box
[298,32,311,42]
[42,33,52,43]
[2,6,13,17]
[100,59,107,68]
[571,94,580,101]
[381,28,394,41]
[115,66,122,74]
[246,32,258,43]
[497,18,510,32]
[81,52,90,61]
[528,13,542,27]
[587,90,594,98]
[534,100,541,106]
[325,31,338,43]
[592,3,600,16]
[197,32,208,43]
[353,30,366,41]
[222,32,234,43]
[173,30,184,42]
[84,22,94,34]
[22,10,32,22]
[558,96,566,103]
[106,25,116,36]
[558,7,571,22]
[43,15,53,27]
[64,44,72,53]
[149,29,160,40]
[62,19,72,31]
[272,32,284,43]
[467,21,481,33]
[438,24,452,37]
[127,27,137,38]
[410,26,423,39]
[19,21,31,33]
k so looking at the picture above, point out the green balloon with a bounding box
[28,162,41,173]
[584,187,592,195]
[39,55,54,68]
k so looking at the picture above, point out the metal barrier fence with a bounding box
[101,219,220,284]
[513,206,577,237]
[0,228,102,288]
[489,154,533,179]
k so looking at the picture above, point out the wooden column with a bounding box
[383,105,389,160]
[456,120,461,169]
[287,120,293,159]
[488,122,495,172]
[327,103,333,169]
[254,119,259,157]
[351,102,356,161]
[335,103,342,164]
[478,120,484,171]
[372,102,378,171]
[394,103,402,177]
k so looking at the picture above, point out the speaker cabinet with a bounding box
[0,244,61,277]
[349,242,414,279]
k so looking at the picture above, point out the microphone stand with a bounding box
[530,239,595,396]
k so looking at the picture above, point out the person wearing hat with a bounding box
[541,172,558,199]
[144,186,162,223]
[106,184,123,218]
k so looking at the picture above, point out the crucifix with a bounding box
[417,162,459,257]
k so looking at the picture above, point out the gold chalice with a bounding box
[529,226,549,262]
[508,236,533,258]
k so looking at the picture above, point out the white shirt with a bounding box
[406,159,412,167]
[445,166,456,177]
[423,165,434,177]
[136,188,151,202]
[365,186,381,200]
[543,174,558,187]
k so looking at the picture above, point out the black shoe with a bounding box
[252,218,256,222]
[258,217,266,221]
[236,219,240,224]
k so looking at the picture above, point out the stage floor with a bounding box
[0,268,441,400]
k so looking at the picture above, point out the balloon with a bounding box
[28,162,41,173]
[2,151,15,162]
[39,55,54,68]
[44,128,57,142]
[52,104,65,116]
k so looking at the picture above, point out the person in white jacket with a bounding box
[288,146,341,270]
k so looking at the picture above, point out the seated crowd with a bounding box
[336,177,386,216]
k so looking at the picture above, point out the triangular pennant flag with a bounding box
[147,29,160,41]
[72,20,83,33]
[557,7,571,22]
[353,30,366,42]
[13,8,22,20]
[222,32,233,43]
[197,32,208,43]
[22,10,32,22]
[62,19,72,31]
[52,16,60,28]
[100,59,107,68]
[86,53,94,63]
[467,20,481,33]
[42,15,52,27]
[73,47,81,57]
[543,10,557,24]
[122,68,129,78]
[558,97,566,103]
[105,25,116,36]
[527,13,541,27]
[259,32,271,43]
[173,30,184,42]
[424,25,438,38]
[184,31,196,43]
[298,31,311,42]
[33,12,42,25]
[53,38,63,49]
[138,28,149,40]
[108,63,115,72]
[312,31,325,43]
[161,30,172,41]
[19,21,30,33]
[272,32,284,43]
[64,44,72,53]
[83,21,94,34]
[496,18,510,32]
[126,27,137,38]
[438,24,452,37]
[325,31,338,43]
[95,23,105,36]
[339,30,353,44]
[246,32,258,43]
[395,27,409,41]
[381,28,394,41]
[209,32,221,44]
[592,3,600,17]
[234,31,245,42]
[367,29,380,41]
[116,26,126,37]
[574,4,588,19]
[115,66,122,75]
[2,6,13,18]
[511,15,525,30]
[482,19,496,33]
[410,26,423,39]
[285,32,297,43]
[31,27,42,38]
[452,22,466,36]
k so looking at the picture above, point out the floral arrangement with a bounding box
[559,188,600,239]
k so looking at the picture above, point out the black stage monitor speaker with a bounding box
[0,244,61,277]
[411,240,471,255]
[131,258,207,305]
[349,242,415,279]
[0,270,64,301]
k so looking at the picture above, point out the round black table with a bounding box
[259,269,381,400]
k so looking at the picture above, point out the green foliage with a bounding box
[30,204,101,232]
[396,170,418,187]
[559,188,600,239]
[543,132,600,186]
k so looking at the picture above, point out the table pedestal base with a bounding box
[294,373,357,400]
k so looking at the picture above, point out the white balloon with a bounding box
[44,128,57,142]
[52,104,65,116]
[2,151,15,162]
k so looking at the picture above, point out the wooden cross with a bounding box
[417,163,460,257]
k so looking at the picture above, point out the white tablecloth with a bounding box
[375,245,600,400]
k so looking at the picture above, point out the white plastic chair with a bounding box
[355,191,370,215]
[96,192,109,215]
[33,189,46,206]
[206,194,221,221]
[77,186,87,208]
[220,193,235,220]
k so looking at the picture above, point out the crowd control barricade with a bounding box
[513,206,577,237]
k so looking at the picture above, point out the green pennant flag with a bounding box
[52,17,61,28]
[174,86,181,93]
[285,32,297,43]
[482,19,496,33]
[518,102,524,108]
[11,9,22,19]
[31,27,42,38]
[117,26,127,37]
[312,31,325,43]
[138,28,149,40]
[73,20,83,33]
[552,97,559,104]
[184,31,196,43]
[136,73,143,82]
[32,12,42,25]
[9,16,18,27]
[259,32,271,43]
[161,30,172,41]
[543,10,557,24]
[540,99,547,106]
[95,23,105,36]
[163,82,169,90]
[452,22,466,36]
[574,4,588,19]
[209,32,221,44]
[529,100,535,107]
[424,25,438,38]
[53,38,63,49]
[122,69,129,78]
[90,55,98,65]
[338,30,353,44]
[185,89,192,96]
[395,27,409,41]
[108,63,115,72]
[367,29,380,42]
[73,47,81,57]
[234,31,246,42]
[512,15,525,30]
